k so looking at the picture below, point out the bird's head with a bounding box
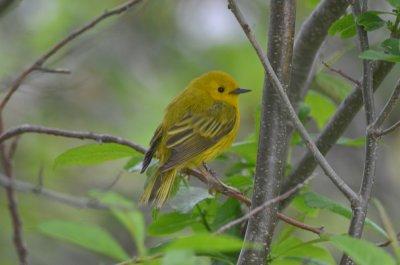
[192,71,251,106]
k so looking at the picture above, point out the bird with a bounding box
[140,71,250,208]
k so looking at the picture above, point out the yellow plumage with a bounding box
[140,71,250,208]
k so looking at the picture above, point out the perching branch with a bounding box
[216,176,322,235]
[228,0,359,205]
[0,0,144,111]
[0,124,321,235]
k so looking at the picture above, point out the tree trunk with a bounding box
[237,1,295,264]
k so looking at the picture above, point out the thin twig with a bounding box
[378,120,400,136]
[216,176,320,234]
[370,79,400,132]
[0,134,28,264]
[341,1,376,264]
[0,0,144,111]
[228,0,359,205]
[0,124,321,235]
[322,61,361,86]
[34,67,71,75]
[0,174,133,211]
[0,124,147,153]
[377,232,400,247]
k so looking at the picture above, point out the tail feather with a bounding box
[140,169,177,208]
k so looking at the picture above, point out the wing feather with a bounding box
[160,101,236,172]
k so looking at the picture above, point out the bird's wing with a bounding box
[160,101,236,172]
[141,125,162,173]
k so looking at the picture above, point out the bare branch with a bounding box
[34,67,71,75]
[377,120,400,136]
[235,1,296,263]
[289,0,349,104]
[282,61,395,208]
[370,78,400,132]
[377,232,400,248]
[0,124,147,153]
[0,0,144,111]
[341,1,376,264]
[216,176,322,235]
[228,0,359,205]
[0,174,132,211]
[0,135,28,264]
[322,61,361,86]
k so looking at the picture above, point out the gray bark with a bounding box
[237,1,295,264]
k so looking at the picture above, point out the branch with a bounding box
[341,1,376,264]
[289,0,349,104]
[228,0,359,205]
[216,176,322,235]
[282,60,395,207]
[0,132,28,264]
[0,0,144,111]
[322,61,361,86]
[0,124,147,153]
[235,1,296,263]
[0,124,321,235]
[377,120,400,136]
[370,78,400,133]
[34,67,71,75]
[0,0,16,17]
[0,174,132,210]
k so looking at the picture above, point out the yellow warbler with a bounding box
[140,71,250,208]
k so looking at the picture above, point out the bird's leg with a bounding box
[202,162,219,180]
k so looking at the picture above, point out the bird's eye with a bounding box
[218,86,225,93]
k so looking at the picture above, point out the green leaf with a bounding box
[212,198,242,232]
[166,233,245,252]
[382,38,400,55]
[38,220,129,261]
[356,12,385,31]
[124,155,144,172]
[329,14,356,38]
[148,212,197,236]
[162,250,196,265]
[359,50,400,62]
[228,140,257,163]
[386,0,400,8]
[374,199,400,261]
[298,103,311,123]
[313,72,352,104]
[330,235,396,265]
[54,143,137,168]
[305,91,336,129]
[337,136,366,147]
[291,193,320,218]
[90,191,147,256]
[224,175,253,191]
[169,186,212,213]
[302,192,387,237]
[271,237,335,265]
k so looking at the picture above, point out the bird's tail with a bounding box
[139,169,177,208]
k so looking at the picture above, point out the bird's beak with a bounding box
[229,88,251,95]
